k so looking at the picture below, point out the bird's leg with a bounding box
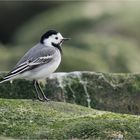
[33,80,44,101]
[36,81,50,101]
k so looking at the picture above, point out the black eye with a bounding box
[55,37,58,40]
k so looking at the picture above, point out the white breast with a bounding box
[21,49,61,80]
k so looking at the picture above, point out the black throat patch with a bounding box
[52,42,62,54]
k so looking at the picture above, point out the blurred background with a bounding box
[0,1,140,73]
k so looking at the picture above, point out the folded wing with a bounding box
[1,44,55,82]
[3,55,53,80]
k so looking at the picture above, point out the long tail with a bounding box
[0,73,15,84]
[0,78,11,84]
[0,60,32,84]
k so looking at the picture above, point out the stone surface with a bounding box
[0,71,140,115]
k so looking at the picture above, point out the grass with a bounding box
[0,99,140,139]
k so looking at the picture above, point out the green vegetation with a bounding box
[1,2,140,73]
[0,2,140,139]
[1,71,140,115]
[0,99,140,139]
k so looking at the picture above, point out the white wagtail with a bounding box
[0,30,70,101]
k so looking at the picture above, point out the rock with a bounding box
[0,99,140,139]
[0,71,140,115]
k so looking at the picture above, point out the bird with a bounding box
[0,30,70,101]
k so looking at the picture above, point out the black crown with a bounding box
[40,30,58,43]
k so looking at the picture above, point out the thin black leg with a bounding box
[33,80,44,101]
[36,81,50,101]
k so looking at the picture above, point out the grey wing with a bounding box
[15,43,54,67]
[3,44,55,80]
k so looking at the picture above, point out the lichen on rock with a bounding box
[0,71,140,115]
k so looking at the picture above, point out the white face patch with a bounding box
[43,33,64,47]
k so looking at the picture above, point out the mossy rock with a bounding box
[0,99,140,139]
[46,72,140,115]
[1,71,140,115]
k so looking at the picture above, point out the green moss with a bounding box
[1,71,140,115]
[0,99,140,139]
[0,79,35,99]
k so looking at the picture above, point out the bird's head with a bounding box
[40,30,70,47]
